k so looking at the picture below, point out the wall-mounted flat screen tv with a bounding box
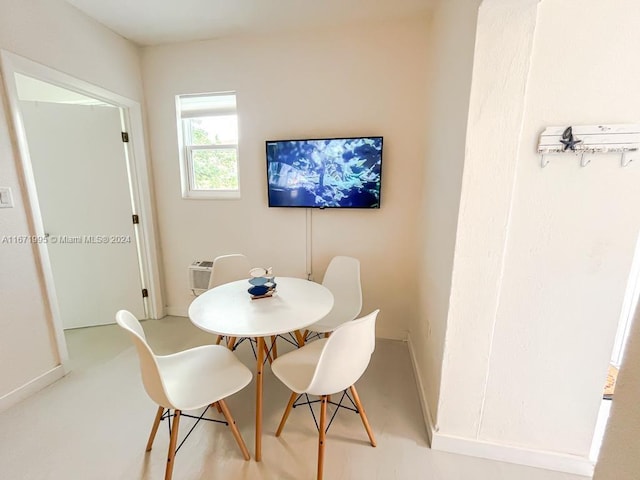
[266,136,383,208]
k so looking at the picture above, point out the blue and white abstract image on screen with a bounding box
[266,137,383,208]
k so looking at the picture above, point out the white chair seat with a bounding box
[306,311,344,333]
[157,345,252,411]
[271,339,328,393]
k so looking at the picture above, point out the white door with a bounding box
[19,100,146,328]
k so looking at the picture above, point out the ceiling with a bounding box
[63,0,435,47]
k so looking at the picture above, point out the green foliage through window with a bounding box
[192,148,238,190]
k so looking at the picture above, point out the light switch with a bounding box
[0,187,14,208]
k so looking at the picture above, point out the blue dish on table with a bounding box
[248,285,270,296]
[249,277,268,286]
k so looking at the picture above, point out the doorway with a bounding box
[0,50,163,371]
[590,230,640,461]
[16,74,146,328]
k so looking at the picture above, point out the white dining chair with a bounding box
[271,310,379,480]
[208,253,251,290]
[116,310,252,480]
[209,253,277,362]
[209,254,251,347]
[300,255,362,345]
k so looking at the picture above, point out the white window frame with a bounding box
[176,91,240,199]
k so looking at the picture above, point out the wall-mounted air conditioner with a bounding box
[189,260,213,296]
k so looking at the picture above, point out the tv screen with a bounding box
[266,136,383,208]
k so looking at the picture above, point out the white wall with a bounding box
[437,0,541,442]
[433,0,640,473]
[480,0,640,455]
[0,0,143,402]
[412,0,481,429]
[141,17,431,339]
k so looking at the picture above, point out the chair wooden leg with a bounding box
[227,336,237,350]
[146,406,165,452]
[256,337,265,461]
[318,395,328,480]
[218,399,251,460]
[270,335,278,360]
[212,402,223,413]
[276,391,298,436]
[215,335,224,345]
[349,385,376,447]
[165,410,181,480]
[294,330,306,347]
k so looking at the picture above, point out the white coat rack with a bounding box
[538,124,640,168]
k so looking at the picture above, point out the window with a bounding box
[177,92,240,198]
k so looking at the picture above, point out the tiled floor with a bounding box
[0,316,589,479]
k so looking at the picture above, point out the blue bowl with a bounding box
[249,277,268,286]
[248,285,270,296]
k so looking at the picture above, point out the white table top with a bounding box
[188,277,334,337]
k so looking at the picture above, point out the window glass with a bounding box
[185,116,237,146]
[177,92,239,198]
[191,148,238,190]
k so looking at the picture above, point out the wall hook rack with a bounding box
[537,124,640,168]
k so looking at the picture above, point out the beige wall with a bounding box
[436,0,541,442]
[480,0,640,455]
[141,17,431,339]
[433,0,640,473]
[0,0,143,400]
[412,0,482,428]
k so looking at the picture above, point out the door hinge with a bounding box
[132,214,139,224]
[142,288,149,298]
[121,132,129,143]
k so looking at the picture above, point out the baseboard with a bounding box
[431,433,594,477]
[151,304,167,319]
[407,333,436,446]
[405,333,593,477]
[165,306,188,317]
[0,365,65,414]
[375,327,407,341]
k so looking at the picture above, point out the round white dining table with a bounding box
[188,276,334,461]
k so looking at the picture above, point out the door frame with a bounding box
[0,50,164,372]
[611,231,640,367]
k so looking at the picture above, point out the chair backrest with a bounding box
[306,309,379,396]
[209,254,251,289]
[322,255,363,324]
[115,310,173,408]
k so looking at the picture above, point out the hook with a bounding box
[540,154,549,168]
[580,153,591,167]
[622,151,634,167]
